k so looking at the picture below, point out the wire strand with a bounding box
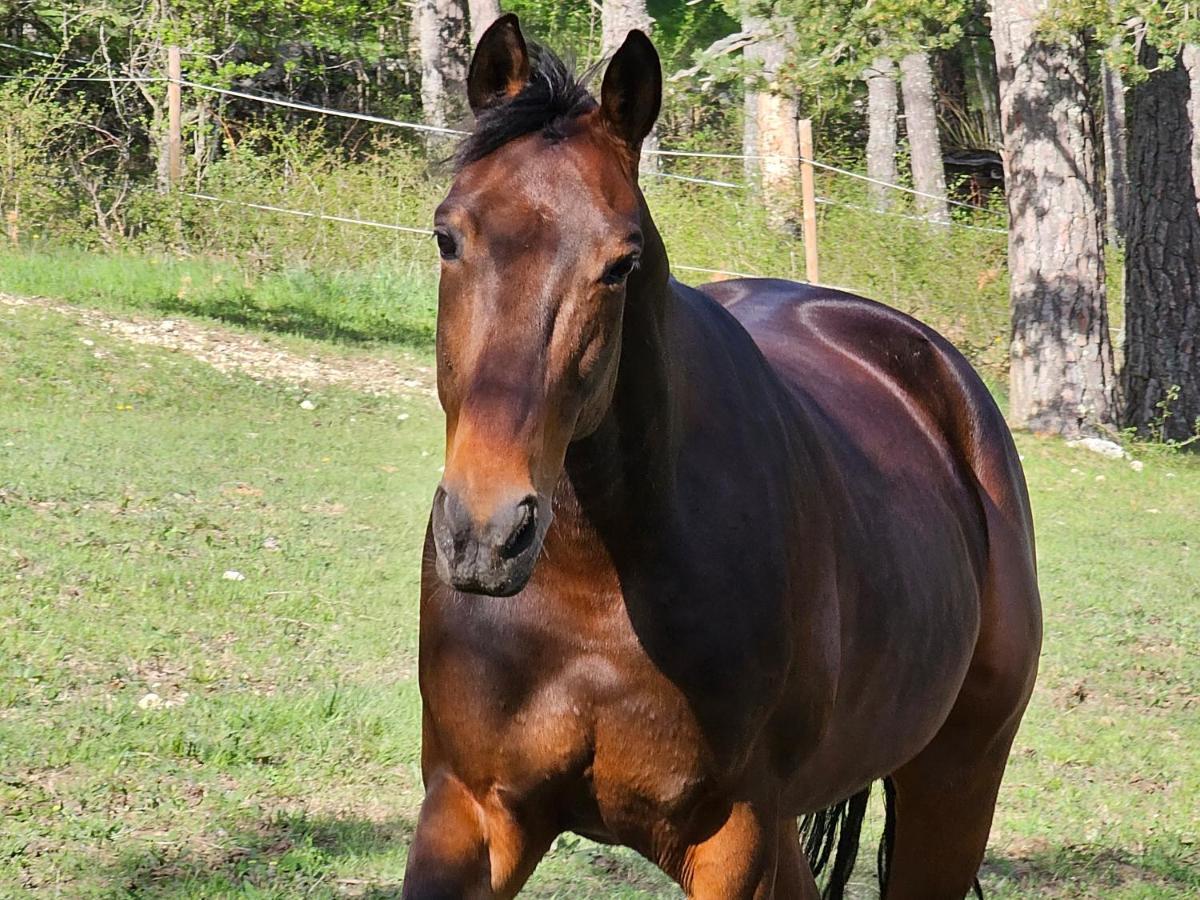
[184,193,435,235]
[647,147,1004,217]
[180,80,469,136]
[814,196,1007,234]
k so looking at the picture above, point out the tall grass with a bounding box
[2,118,1014,376]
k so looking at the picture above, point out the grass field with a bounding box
[1,288,1198,898]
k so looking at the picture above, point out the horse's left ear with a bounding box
[599,30,662,153]
[467,14,531,116]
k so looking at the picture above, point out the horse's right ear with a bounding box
[467,14,531,116]
[599,30,661,154]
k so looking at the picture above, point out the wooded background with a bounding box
[1,0,1198,443]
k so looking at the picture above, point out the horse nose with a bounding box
[431,486,543,596]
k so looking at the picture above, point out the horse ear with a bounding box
[467,14,531,116]
[599,30,662,153]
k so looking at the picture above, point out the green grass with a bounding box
[0,248,439,350]
[1,293,1197,897]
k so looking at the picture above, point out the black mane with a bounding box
[454,45,598,169]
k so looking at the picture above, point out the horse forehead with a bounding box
[452,135,636,234]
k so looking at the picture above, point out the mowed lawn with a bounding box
[1,299,1198,898]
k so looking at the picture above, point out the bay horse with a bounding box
[404,16,1041,899]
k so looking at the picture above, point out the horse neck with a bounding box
[562,194,683,535]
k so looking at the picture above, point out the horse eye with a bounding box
[601,255,639,286]
[434,230,459,260]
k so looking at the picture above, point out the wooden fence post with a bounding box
[798,118,820,285]
[167,45,183,188]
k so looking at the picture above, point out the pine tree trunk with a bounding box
[467,0,501,47]
[864,56,898,212]
[899,51,949,222]
[742,11,765,183]
[741,18,798,227]
[1101,52,1128,245]
[1184,44,1200,213]
[991,0,1115,435]
[1121,46,1200,441]
[416,0,470,139]
[601,0,657,170]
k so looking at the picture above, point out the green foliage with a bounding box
[719,0,970,98]
[1045,0,1200,78]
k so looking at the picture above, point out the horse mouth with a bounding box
[435,546,541,597]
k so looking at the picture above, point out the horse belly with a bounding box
[786,495,985,809]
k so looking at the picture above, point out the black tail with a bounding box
[802,777,985,899]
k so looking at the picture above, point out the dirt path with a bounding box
[0,291,435,398]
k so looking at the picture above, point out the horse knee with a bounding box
[402,773,493,900]
[682,802,779,899]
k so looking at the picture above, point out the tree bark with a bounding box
[742,11,765,183]
[1121,46,1200,441]
[991,0,1116,435]
[899,51,949,222]
[416,0,470,138]
[1101,51,1128,245]
[864,56,898,212]
[601,0,658,170]
[741,16,798,227]
[1184,44,1200,214]
[467,0,501,47]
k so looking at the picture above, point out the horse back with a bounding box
[698,277,1034,552]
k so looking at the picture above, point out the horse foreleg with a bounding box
[679,803,816,899]
[401,770,549,900]
[773,817,822,900]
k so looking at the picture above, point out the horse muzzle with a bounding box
[430,484,548,597]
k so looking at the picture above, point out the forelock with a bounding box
[454,45,599,170]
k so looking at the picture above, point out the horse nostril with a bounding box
[500,498,538,560]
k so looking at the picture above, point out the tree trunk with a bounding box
[758,33,799,228]
[467,0,501,47]
[741,17,798,227]
[1101,52,1128,245]
[742,11,765,183]
[1121,46,1200,441]
[864,56,898,212]
[1184,44,1200,213]
[991,0,1116,435]
[899,51,949,222]
[416,0,470,138]
[969,35,1001,148]
[601,0,658,170]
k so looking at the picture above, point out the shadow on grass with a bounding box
[108,811,417,898]
[148,292,435,350]
[981,839,1200,897]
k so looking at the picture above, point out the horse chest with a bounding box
[504,658,719,840]
[423,594,729,831]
